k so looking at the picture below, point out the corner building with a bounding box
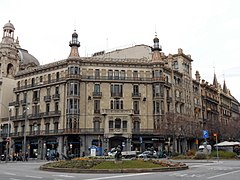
[0,22,239,159]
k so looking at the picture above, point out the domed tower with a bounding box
[152,33,162,62]
[0,20,19,78]
[68,30,80,58]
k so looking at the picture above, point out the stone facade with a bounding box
[0,21,239,159]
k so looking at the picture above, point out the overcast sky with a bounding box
[1,0,240,100]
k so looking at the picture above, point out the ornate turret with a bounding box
[195,71,201,82]
[223,80,228,94]
[152,33,162,62]
[213,72,218,88]
[1,20,15,44]
[68,30,80,58]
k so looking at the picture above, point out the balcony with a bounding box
[166,97,172,102]
[133,110,140,114]
[101,109,133,116]
[94,109,101,114]
[152,76,165,83]
[43,111,61,118]
[9,101,20,107]
[52,94,60,100]
[44,95,51,102]
[20,99,27,106]
[66,74,81,80]
[28,113,43,120]
[32,97,40,104]
[111,92,122,99]
[92,92,102,98]
[132,93,141,99]
[109,128,127,134]
[66,109,80,115]
[10,128,104,138]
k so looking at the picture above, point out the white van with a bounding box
[198,145,212,154]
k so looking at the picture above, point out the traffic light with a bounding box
[213,133,218,141]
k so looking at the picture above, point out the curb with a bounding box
[40,165,188,173]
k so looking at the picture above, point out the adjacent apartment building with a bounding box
[0,21,239,159]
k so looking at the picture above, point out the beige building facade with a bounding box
[0,22,239,159]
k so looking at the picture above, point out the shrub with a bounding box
[210,150,237,159]
[186,149,196,156]
[194,152,207,159]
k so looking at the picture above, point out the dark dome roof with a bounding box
[18,48,40,66]
[3,20,15,30]
[72,30,78,37]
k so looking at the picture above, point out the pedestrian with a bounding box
[56,152,59,161]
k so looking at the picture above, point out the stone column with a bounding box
[37,138,43,160]
[63,136,68,156]
[57,136,63,157]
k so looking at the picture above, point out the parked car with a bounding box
[137,150,158,158]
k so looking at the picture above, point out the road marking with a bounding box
[83,173,153,180]
[10,178,21,180]
[4,172,16,176]
[52,174,75,178]
[207,169,240,179]
[191,162,219,168]
[25,175,43,179]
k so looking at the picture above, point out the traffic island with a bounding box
[40,158,188,173]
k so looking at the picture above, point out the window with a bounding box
[48,74,51,83]
[55,102,59,112]
[17,81,20,88]
[154,70,160,77]
[133,71,138,80]
[174,61,178,69]
[55,86,59,95]
[68,81,79,96]
[16,94,19,102]
[94,84,100,93]
[153,101,160,114]
[56,72,60,81]
[23,93,27,103]
[40,76,43,82]
[114,70,119,80]
[24,79,27,87]
[47,88,51,96]
[33,90,39,101]
[45,123,50,134]
[115,118,121,129]
[15,107,19,117]
[133,85,139,95]
[133,101,139,114]
[123,121,127,130]
[120,70,125,80]
[31,78,35,87]
[95,69,100,79]
[94,100,100,113]
[110,100,124,109]
[110,84,122,97]
[14,126,18,135]
[109,121,113,129]
[54,122,58,133]
[94,120,100,131]
[46,103,50,113]
[67,98,79,114]
[133,121,140,130]
[69,66,80,74]
[108,70,113,80]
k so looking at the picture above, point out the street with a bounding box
[0,160,240,180]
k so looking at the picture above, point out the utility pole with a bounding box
[23,101,29,161]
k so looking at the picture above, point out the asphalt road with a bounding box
[0,160,240,180]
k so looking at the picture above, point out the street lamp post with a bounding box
[5,106,13,163]
[23,106,29,161]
